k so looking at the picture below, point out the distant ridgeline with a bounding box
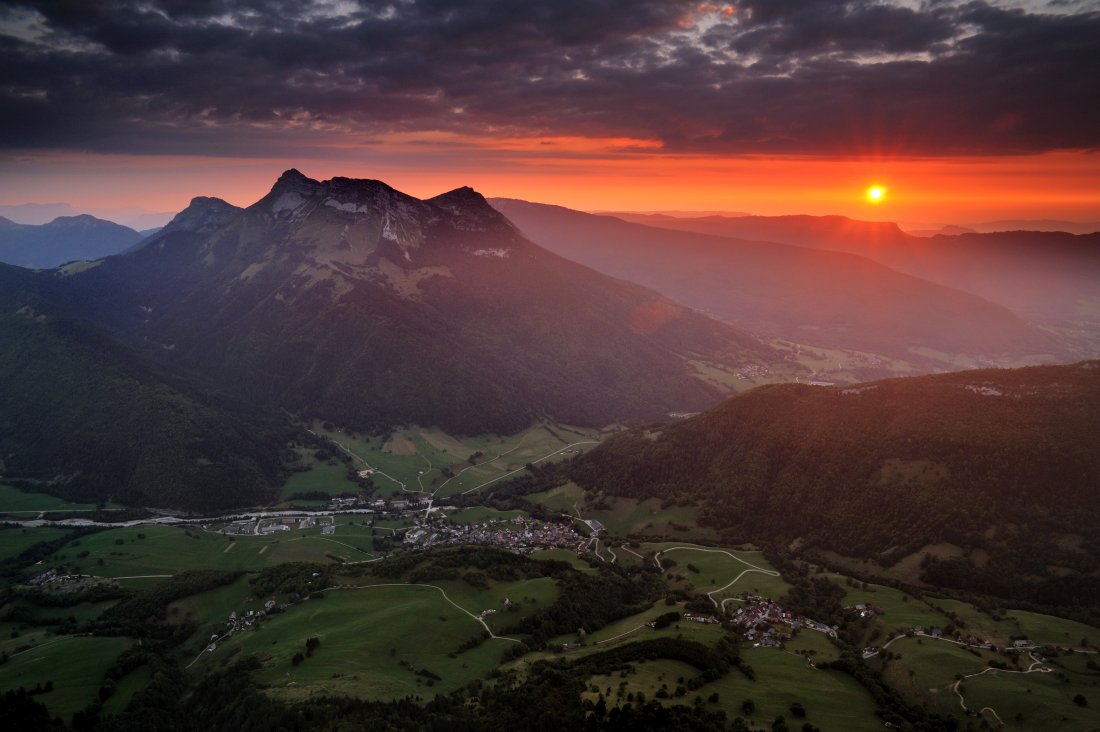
[573,361,1100,610]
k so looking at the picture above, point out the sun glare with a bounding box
[866,185,886,203]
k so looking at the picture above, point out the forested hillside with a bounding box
[0,266,291,511]
[574,362,1100,608]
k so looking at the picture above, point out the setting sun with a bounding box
[867,185,886,203]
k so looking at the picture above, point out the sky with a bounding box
[1,0,1098,225]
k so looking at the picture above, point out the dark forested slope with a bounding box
[0,265,290,511]
[574,361,1100,606]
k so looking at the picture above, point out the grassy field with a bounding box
[429,577,559,635]
[0,635,131,721]
[169,575,259,630]
[0,526,71,561]
[651,544,791,603]
[100,665,153,717]
[579,644,882,731]
[279,450,361,500]
[209,585,514,701]
[306,422,601,499]
[702,646,883,730]
[881,636,993,691]
[528,548,595,572]
[27,524,381,581]
[960,667,1099,730]
[831,576,949,631]
[526,483,716,541]
[0,484,121,514]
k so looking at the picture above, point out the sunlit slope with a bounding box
[492,199,1063,363]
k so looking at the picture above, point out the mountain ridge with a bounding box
[490,198,1063,364]
[37,171,782,437]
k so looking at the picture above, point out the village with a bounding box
[402,514,587,554]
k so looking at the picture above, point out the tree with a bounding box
[742,698,756,716]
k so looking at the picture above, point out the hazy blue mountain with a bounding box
[0,214,143,269]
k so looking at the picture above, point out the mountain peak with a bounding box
[275,168,313,187]
[429,186,510,232]
[46,214,110,228]
[161,196,242,235]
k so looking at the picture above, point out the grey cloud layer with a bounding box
[1,0,1097,156]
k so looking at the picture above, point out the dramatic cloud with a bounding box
[1,0,1097,157]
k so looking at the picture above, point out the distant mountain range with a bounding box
[603,211,1100,236]
[491,199,1065,365]
[597,211,1100,337]
[573,360,1100,609]
[0,202,174,229]
[0,215,146,269]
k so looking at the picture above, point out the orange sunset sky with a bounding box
[1,1,1098,226]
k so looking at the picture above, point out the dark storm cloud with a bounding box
[0,0,1097,156]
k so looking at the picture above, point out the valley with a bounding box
[1,171,1097,731]
[3,356,1099,730]
[3,499,1097,731]
[4,1,1100,729]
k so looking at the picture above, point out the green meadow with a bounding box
[208,585,516,701]
[304,422,600,499]
[0,484,122,515]
[0,526,72,561]
[580,646,882,731]
[960,667,1099,731]
[0,635,131,721]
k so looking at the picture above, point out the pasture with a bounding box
[0,635,131,721]
[0,484,104,514]
[306,422,599,499]
[210,584,514,701]
[0,526,71,561]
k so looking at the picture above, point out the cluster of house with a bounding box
[28,569,60,586]
[26,570,101,592]
[682,612,721,624]
[736,363,771,380]
[913,626,996,650]
[848,603,886,619]
[403,515,585,554]
[729,599,805,647]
